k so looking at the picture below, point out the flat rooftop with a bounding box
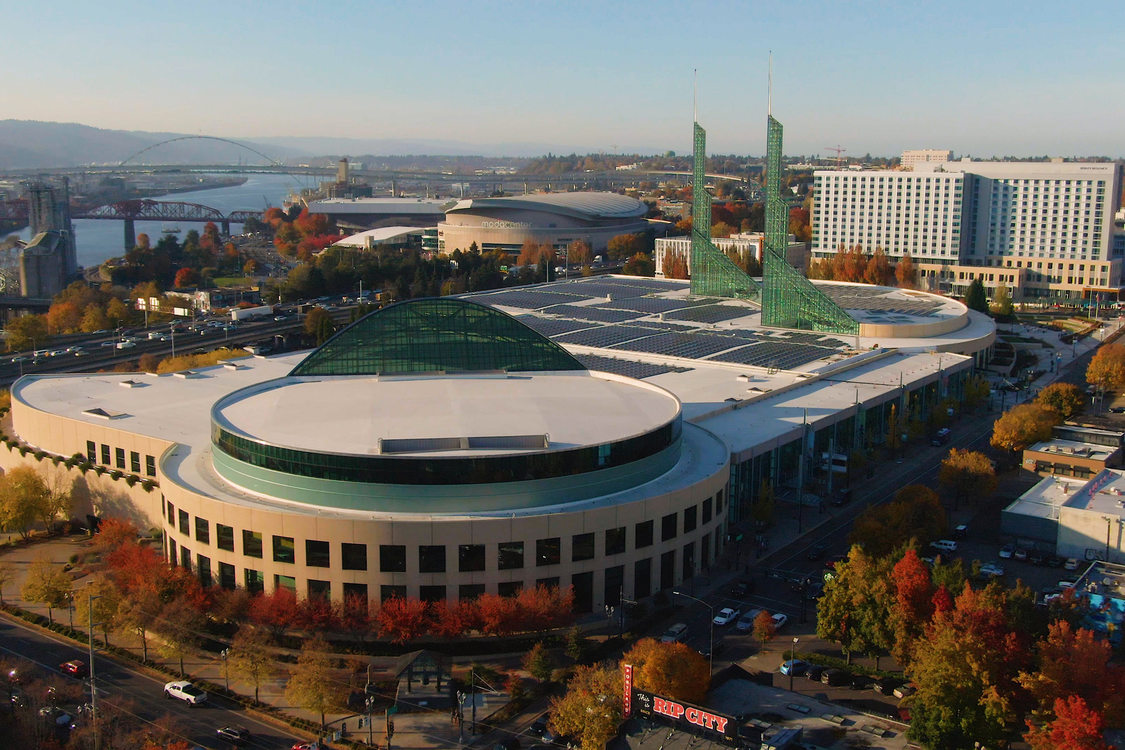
[213,371,679,458]
[1062,469,1125,517]
[1026,438,1118,463]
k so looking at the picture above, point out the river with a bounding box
[16,172,319,269]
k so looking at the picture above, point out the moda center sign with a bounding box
[623,664,738,745]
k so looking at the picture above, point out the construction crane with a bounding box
[825,145,847,168]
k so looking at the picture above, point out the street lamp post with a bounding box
[87,592,102,750]
[789,637,799,692]
[220,648,230,691]
[672,590,714,675]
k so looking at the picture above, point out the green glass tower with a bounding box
[689,122,760,300]
[760,116,858,334]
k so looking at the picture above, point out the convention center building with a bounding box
[5,276,993,613]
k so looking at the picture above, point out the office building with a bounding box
[900,149,951,171]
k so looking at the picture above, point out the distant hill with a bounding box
[0,121,307,170]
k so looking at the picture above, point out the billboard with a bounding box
[631,688,738,744]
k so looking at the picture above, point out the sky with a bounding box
[7,0,1124,157]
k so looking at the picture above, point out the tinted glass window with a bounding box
[419,545,446,573]
[459,544,485,572]
[498,542,524,570]
[537,538,560,567]
[342,543,367,571]
[178,509,189,535]
[380,545,406,573]
[216,524,234,552]
[684,506,697,533]
[662,513,677,542]
[243,530,263,558]
[272,535,295,564]
[636,520,654,548]
[194,517,209,544]
[306,540,330,568]
[605,527,626,556]
[572,533,594,562]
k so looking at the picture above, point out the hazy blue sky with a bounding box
[8,0,1124,157]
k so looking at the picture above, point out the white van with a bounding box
[929,539,958,552]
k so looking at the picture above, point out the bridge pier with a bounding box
[123,219,136,252]
[221,220,230,236]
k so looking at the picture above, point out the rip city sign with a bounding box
[629,688,736,743]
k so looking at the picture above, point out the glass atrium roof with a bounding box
[289,298,587,376]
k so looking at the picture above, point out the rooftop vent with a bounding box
[118,380,147,389]
[83,407,129,420]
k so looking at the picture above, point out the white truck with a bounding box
[230,305,274,322]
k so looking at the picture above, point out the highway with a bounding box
[0,615,307,749]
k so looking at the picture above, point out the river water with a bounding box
[16,172,318,269]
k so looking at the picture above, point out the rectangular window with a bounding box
[634,558,652,599]
[100,444,110,465]
[130,451,140,473]
[605,527,626,556]
[605,565,624,606]
[166,501,175,525]
[459,584,486,601]
[218,562,235,590]
[702,498,712,524]
[537,537,561,567]
[684,506,697,533]
[536,576,560,590]
[343,582,368,605]
[145,455,156,477]
[380,545,406,573]
[458,544,485,572]
[243,530,263,559]
[216,524,234,552]
[244,568,263,594]
[194,517,209,545]
[381,585,406,602]
[498,581,522,597]
[571,532,595,562]
[115,447,125,469]
[498,541,524,570]
[308,579,331,600]
[180,546,191,570]
[635,520,654,549]
[86,441,96,463]
[342,543,368,571]
[306,540,330,568]
[662,513,677,542]
[419,545,446,573]
[419,585,446,603]
[272,535,294,564]
[168,538,177,565]
[196,554,211,587]
[274,574,296,592]
[178,509,189,535]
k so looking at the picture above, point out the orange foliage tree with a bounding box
[1024,696,1109,750]
[621,638,710,704]
[376,596,429,643]
[662,249,689,279]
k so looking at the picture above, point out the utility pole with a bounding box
[88,593,101,750]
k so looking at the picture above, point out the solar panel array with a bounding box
[605,296,702,314]
[553,325,657,348]
[468,289,585,309]
[575,354,691,380]
[543,304,645,323]
[611,332,745,359]
[708,342,835,369]
[820,286,942,317]
[515,316,595,337]
[664,304,756,324]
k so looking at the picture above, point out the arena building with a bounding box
[437,192,650,255]
[5,276,993,614]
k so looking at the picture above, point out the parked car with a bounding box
[771,613,789,630]
[779,659,808,676]
[979,563,1006,578]
[1028,550,1047,565]
[999,544,1015,559]
[730,580,754,598]
[822,668,851,687]
[893,684,917,699]
[1014,548,1029,561]
[930,540,958,552]
[735,609,763,632]
[660,623,689,643]
[804,664,826,682]
[874,677,900,695]
[163,680,207,705]
[216,726,251,746]
[850,673,873,690]
[530,715,548,736]
[1064,558,1080,571]
[713,607,741,626]
[59,660,88,678]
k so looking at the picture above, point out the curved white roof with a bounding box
[446,191,646,221]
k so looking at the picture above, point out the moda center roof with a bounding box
[445,191,647,221]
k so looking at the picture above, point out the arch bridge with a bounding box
[76,200,263,250]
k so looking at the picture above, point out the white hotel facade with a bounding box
[812,161,1125,302]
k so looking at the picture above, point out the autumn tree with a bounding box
[80,303,111,333]
[0,563,13,604]
[752,609,776,649]
[817,546,895,667]
[523,642,556,682]
[5,313,48,352]
[21,556,72,625]
[606,232,646,261]
[863,248,891,286]
[939,448,998,509]
[1087,343,1125,392]
[173,267,201,289]
[622,252,655,277]
[76,575,121,646]
[890,547,935,666]
[46,301,82,334]
[1017,621,1125,723]
[155,597,204,676]
[965,277,988,313]
[991,402,1060,453]
[567,239,593,267]
[992,283,1015,316]
[1035,382,1085,419]
[549,664,623,750]
[0,466,55,539]
[376,596,429,643]
[832,245,867,282]
[894,252,917,289]
[621,638,710,704]
[662,249,689,280]
[229,625,275,703]
[248,587,300,638]
[849,485,946,557]
[116,583,161,662]
[303,306,336,345]
[285,635,344,731]
[1024,696,1109,750]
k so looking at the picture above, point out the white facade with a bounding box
[812,161,1125,300]
[654,233,764,277]
[901,149,951,171]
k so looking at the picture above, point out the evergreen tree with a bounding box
[965,278,988,313]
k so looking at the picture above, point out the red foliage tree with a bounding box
[248,588,300,637]
[476,593,521,635]
[297,595,340,631]
[516,584,575,630]
[931,583,954,614]
[429,600,475,638]
[173,267,201,289]
[662,249,689,280]
[1025,696,1109,750]
[376,596,429,644]
[891,547,935,665]
[1020,621,1125,723]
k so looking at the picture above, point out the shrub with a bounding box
[79,462,92,473]
[141,480,156,492]
[94,466,106,476]
[125,475,138,487]
[109,470,122,480]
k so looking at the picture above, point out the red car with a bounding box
[59,660,88,678]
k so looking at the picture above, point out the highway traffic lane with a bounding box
[0,615,306,749]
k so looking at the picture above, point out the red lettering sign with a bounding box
[623,664,632,718]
